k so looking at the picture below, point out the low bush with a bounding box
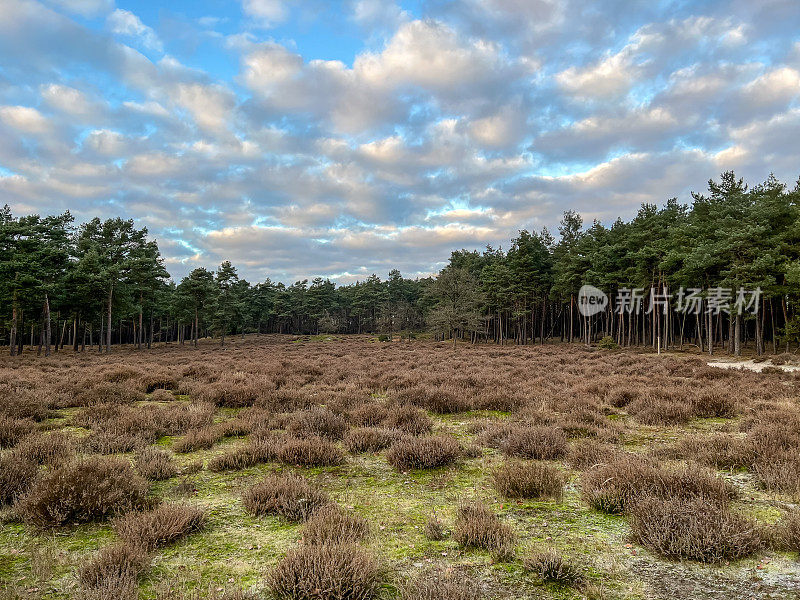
[268,544,385,600]
[566,439,620,470]
[17,457,150,526]
[597,336,618,350]
[628,396,693,425]
[207,436,282,472]
[386,435,461,471]
[401,572,481,600]
[500,426,567,460]
[0,451,38,506]
[303,504,369,544]
[15,432,75,466]
[424,515,445,541]
[770,509,800,553]
[135,447,178,481]
[669,433,751,470]
[524,550,584,585]
[114,503,205,551]
[691,388,736,418]
[173,426,223,454]
[752,454,800,497]
[77,543,149,600]
[629,496,761,562]
[277,436,346,467]
[0,417,35,449]
[344,427,399,453]
[453,501,516,561]
[382,404,433,435]
[491,461,564,500]
[242,472,330,522]
[287,406,348,441]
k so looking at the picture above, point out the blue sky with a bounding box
[1,0,799,283]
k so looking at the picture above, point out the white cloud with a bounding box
[241,0,288,28]
[107,8,162,52]
[43,0,113,17]
[0,105,51,133]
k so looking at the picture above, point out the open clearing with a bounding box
[2,336,800,600]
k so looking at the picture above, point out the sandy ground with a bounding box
[707,359,800,373]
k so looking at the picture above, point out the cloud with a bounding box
[241,0,288,28]
[107,8,162,52]
[43,0,113,17]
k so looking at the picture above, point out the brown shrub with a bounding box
[77,383,147,406]
[114,503,205,551]
[424,515,445,541]
[268,544,385,600]
[0,417,35,449]
[491,461,564,500]
[770,509,800,553]
[14,431,75,466]
[752,454,800,497]
[567,439,620,470]
[349,402,390,427]
[628,396,693,425]
[242,472,330,522]
[401,572,481,600]
[77,543,149,600]
[135,447,178,481]
[0,451,38,505]
[344,427,399,453]
[277,436,346,467]
[149,388,175,402]
[607,387,640,408]
[582,456,734,514]
[83,430,146,454]
[453,501,516,561]
[691,388,737,418]
[669,434,751,470]
[524,550,584,585]
[287,406,348,440]
[630,496,761,562]
[173,426,223,454]
[17,456,150,526]
[386,435,461,471]
[207,436,282,472]
[382,404,433,435]
[500,426,567,460]
[396,386,473,414]
[303,504,369,544]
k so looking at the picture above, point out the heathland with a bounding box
[1,335,800,600]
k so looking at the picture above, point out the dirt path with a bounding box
[706,359,800,373]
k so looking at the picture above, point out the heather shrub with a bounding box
[173,426,223,453]
[17,457,150,526]
[78,543,149,600]
[135,447,178,480]
[628,396,693,425]
[401,572,481,600]
[491,461,564,500]
[382,404,433,435]
[500,426,567,460]
[14,431,75,466]
[0,451,38,505]
[629,496,761,562]
[397,386,473,414]
[349,402,389,427]
[149,388,175,402]
[83,430,145,454]
[524,550,584,585]
[242,472,330,522]
[344,427,399,453]
[268,544,385,600]
[303,504,369,544]
[670,433,751,470]
[208,436,282,472]
[287,406,347,440]
[386,435,461,471]
[277,436,346,467]
[424,515,445,541]
[114,503,205,551]
[567,439,620,470]
[752,454,800,497]
[691,388,736,418]
[0,417,35,449]
[770,509,800,553]
[453,501,516,561]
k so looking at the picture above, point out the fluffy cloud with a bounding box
[107,8,163,52]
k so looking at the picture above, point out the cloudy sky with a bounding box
[1,0,799,283]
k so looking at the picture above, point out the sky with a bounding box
[1,0,799,284]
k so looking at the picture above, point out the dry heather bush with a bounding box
[396,386,473,413]
[153,583,257,600]
[770,509,800,552]
[382,404,433,435]
[401,572,481,600]
[1,391,54,421]
[386,435,461,471]
[524,550,584,585]
[277,435,346,467]
[607,386,641,408]
[135,447,178,480]
[491,461,564,500]
[567,439,621,470]
[78,543,149,599]
[0,451,38,505]
[242,472,330,522]
[83,430,146,454]
[114,503,205,551]
[17,456,150,526]
[287,406,348,440]
[668,433,751,470]
[303,504,369,544]
[173,426,223,453]
[139,371,179,393]
[500,426,567,460]
[453,501,516,561]
[630,496,761,562]
[268,544,385,600]
[349,402,390,427]
[0,417,35,449]
[208,436,282,472]
[14,431,75,466]
[424,515,445,541]
[196,380,261,407]
[77,383,146,406]
[752,454,800,496]
[344,427,399,453]
[582,456,734,514]
[628,395,694,425]
[691,388,737,418]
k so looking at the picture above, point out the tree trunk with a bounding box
[734,313,742,356]
[10,294,17,356]
[44,292,52,356]
[106,284,113,353]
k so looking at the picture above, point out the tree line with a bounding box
[1,171,798,356]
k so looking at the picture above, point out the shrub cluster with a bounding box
[385,435,461,471]
[452,501,516,561]
[113,503,206,551]
[491,461,564,500]
[242,472,330,522]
